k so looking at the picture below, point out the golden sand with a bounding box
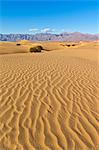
[0,41,99,150]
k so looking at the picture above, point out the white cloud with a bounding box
[61,29,65,32]
[29,27,56,33]
[29,28,39,32]
[41,28,55,33]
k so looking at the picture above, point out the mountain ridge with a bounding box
[0,32,99,42]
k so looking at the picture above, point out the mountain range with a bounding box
[0,32,99,42]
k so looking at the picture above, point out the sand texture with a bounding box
[0,42,99,150]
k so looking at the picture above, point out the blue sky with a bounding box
[0,0,99,34]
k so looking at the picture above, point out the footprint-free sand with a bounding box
[0,41,99,150]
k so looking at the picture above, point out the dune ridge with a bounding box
[0,42,99,150]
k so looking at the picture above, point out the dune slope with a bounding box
[0,45,99,150]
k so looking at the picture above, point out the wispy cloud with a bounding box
[29,27,56,33]
[29,28,39,32]
[61,29,65,32]
[41,28,55,33]
[28,27,68,34]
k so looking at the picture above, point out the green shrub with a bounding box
[16,43,21,46]
[30,46,43,53]
[72,44,76,46]
[66,44,71,47]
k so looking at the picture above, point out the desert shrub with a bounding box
[16,43,21,46]
[30,46,43,53]
[72,44,76,46]
[66,44,71,47]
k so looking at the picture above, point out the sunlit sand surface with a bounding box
[0,41,99,150]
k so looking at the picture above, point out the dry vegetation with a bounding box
[0,41,99,150]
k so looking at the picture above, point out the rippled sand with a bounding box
[0,42,99,150]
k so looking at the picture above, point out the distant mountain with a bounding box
[0,32,99,42]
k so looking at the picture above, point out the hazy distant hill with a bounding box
[0,32,99,42]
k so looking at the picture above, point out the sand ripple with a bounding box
[0,50,99,150]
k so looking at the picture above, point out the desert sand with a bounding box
[0,41,99,150]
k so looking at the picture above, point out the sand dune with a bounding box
[0,42,99,150]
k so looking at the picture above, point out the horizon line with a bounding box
[0,32,99,35]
